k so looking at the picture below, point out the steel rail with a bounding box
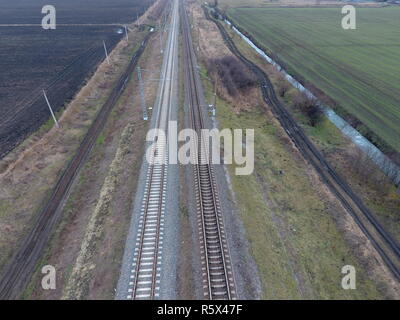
[181,0,236,299]
[128,0,178,299]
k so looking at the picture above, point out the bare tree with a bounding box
[350,146,391,195]
[292,91,322,126]
[276,74,290,98]
[209,56,256,96]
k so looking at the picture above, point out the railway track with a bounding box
[128,141,168,299]
[204,7,400,281]
[125,0,178,300]
[182,1,237,300]
[0,32,153,300]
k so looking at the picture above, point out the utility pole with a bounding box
[197,26,200,52]
[163,6,167,30]
[43,90,60,128]
[124,25,129,42]
[213,78,217,110]
[103,40,110,65]
[196,66,217,114]
[137,67,148,120]
[159,21,163,54]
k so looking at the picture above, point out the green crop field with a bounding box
[227,7,400,152]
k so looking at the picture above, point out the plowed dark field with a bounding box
[0,0,153,157]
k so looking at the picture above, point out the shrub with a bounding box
[293,92,322,127]
[276,74,290,97]
[209,56,256,96]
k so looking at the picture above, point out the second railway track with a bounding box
[182,0,237,300]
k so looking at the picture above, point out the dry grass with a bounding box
[190,3,262,113]
[62,123,134,299]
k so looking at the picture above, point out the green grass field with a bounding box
[227,7,400,152]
